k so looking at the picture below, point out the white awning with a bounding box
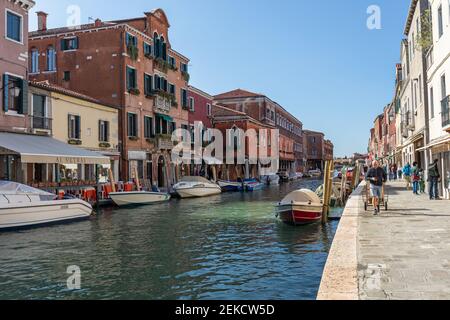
[0,132,110,165]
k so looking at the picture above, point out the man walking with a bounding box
[366,160,387,215]
[428,159,441,200]
[403,163,412,190]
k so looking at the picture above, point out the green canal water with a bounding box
[0,179,341,300]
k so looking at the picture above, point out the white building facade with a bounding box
[426,0,450,198]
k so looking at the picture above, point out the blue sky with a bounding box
[29,0,410,157]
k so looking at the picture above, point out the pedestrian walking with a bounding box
[366,160,387,216]
[398,168,403,180]
[428,159,441,200]
[411,162,420,195]
[393,164,398,180]
[403,163,412,190]
[419,169,425,194]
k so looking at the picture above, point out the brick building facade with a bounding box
[28,9,190,188]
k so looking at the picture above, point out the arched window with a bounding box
[154,33,160,58]
[46,46,56,71]
[30,48,39,73]
[160,36,167,61]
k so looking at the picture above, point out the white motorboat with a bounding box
[173,176,222,198]
[261,174,280,185]
[308,169,322,178]
[0,181,92,231]
[276,189,323,226]
[109,191,170,207]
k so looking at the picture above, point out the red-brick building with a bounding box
[188,86,213,129]
[211,104,274,181]
[28,9,190,188]
[324,140,334,161]
[303,130,325,170]
[214,89,303,173]
[1,0,35,133]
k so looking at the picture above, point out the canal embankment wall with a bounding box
[316,182,366,300]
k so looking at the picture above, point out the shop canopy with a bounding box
[0,132,110,165]
[156,113,173,122]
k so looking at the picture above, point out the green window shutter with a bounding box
[126,67,132,90]
[2,74,9,112]
[19,79,28,115]
[61,39,66,51]
[98,120,102,141]
[75,116,81,139]
[68,115,71,138]
[106,121,109,142]
[74,37,79,49]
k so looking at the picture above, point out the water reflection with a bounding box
[0,179,339,300]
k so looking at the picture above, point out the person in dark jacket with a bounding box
[366,160,387,215]
[428,159,441,200]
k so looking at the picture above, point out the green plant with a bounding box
[416,9,433,51]
[99,142,111,148]
[154,58,169,73]
[68,139,82,145]
[127,44,139,61]
[128,88,140,95]
[129,136,139,141]
[181,71,190,82]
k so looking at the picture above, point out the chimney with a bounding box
[94,18,102,27]
[37,11,48,31]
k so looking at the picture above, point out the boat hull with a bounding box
[277,204,323,226]
[0,199,92,231]
[175,186,222,198]
[218,181,241,192]
[109,192,171,207]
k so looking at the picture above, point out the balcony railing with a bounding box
[31,116,52,130]
[442,96,450,129]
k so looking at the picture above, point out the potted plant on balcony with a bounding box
[128,88,140,95]
[127,44,139,61]
[129,136,139,141]
[155,58,169,73]
[99,142,111,148]
[181,71,190,82]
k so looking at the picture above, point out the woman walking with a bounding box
[403,163,412,190]
[412,162,420,195]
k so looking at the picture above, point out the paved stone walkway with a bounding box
[358,181,450,300]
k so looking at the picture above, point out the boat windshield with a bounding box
[0,181,55,203]
[180,176,212,184]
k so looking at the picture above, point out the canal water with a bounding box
[0,179,341,300]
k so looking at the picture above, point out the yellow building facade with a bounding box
[30,82,120,183]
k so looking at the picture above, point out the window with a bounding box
[125,33,137,47]
[30,49,39,73]
[438,5,444,38]
[63,71,71,81]
[181,62,188,73]
[127,113,138,137]
[126,67,137,90]
[207,103,212,116]
[68,114,81,140]
[61,37,79,51]
[32,94,48,130]
[144,42,152,56]
[441,74,447,99]
[168,56,176,67]
[2,74,26,114]
[419,75,422,103]
[430,87,435,119]
[6,11,22,43]
[144,116,154,138]
[181,89,188,108]
[189,97,195,112]
[46,46,56,71]
[144,73,153,95]
[99,120,109,142]
[169,83,175,96]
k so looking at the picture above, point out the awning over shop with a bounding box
[156,113,173,122]
[0,132,110,165]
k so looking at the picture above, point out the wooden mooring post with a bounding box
[322,160,334,223]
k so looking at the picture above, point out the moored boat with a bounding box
[109,191,170,207]
[0,181,92,231]
[238,179,265,192]
[218,180,242,192]
[173,176,222,198]
[276,189,323,226]
[261,174,280,185]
